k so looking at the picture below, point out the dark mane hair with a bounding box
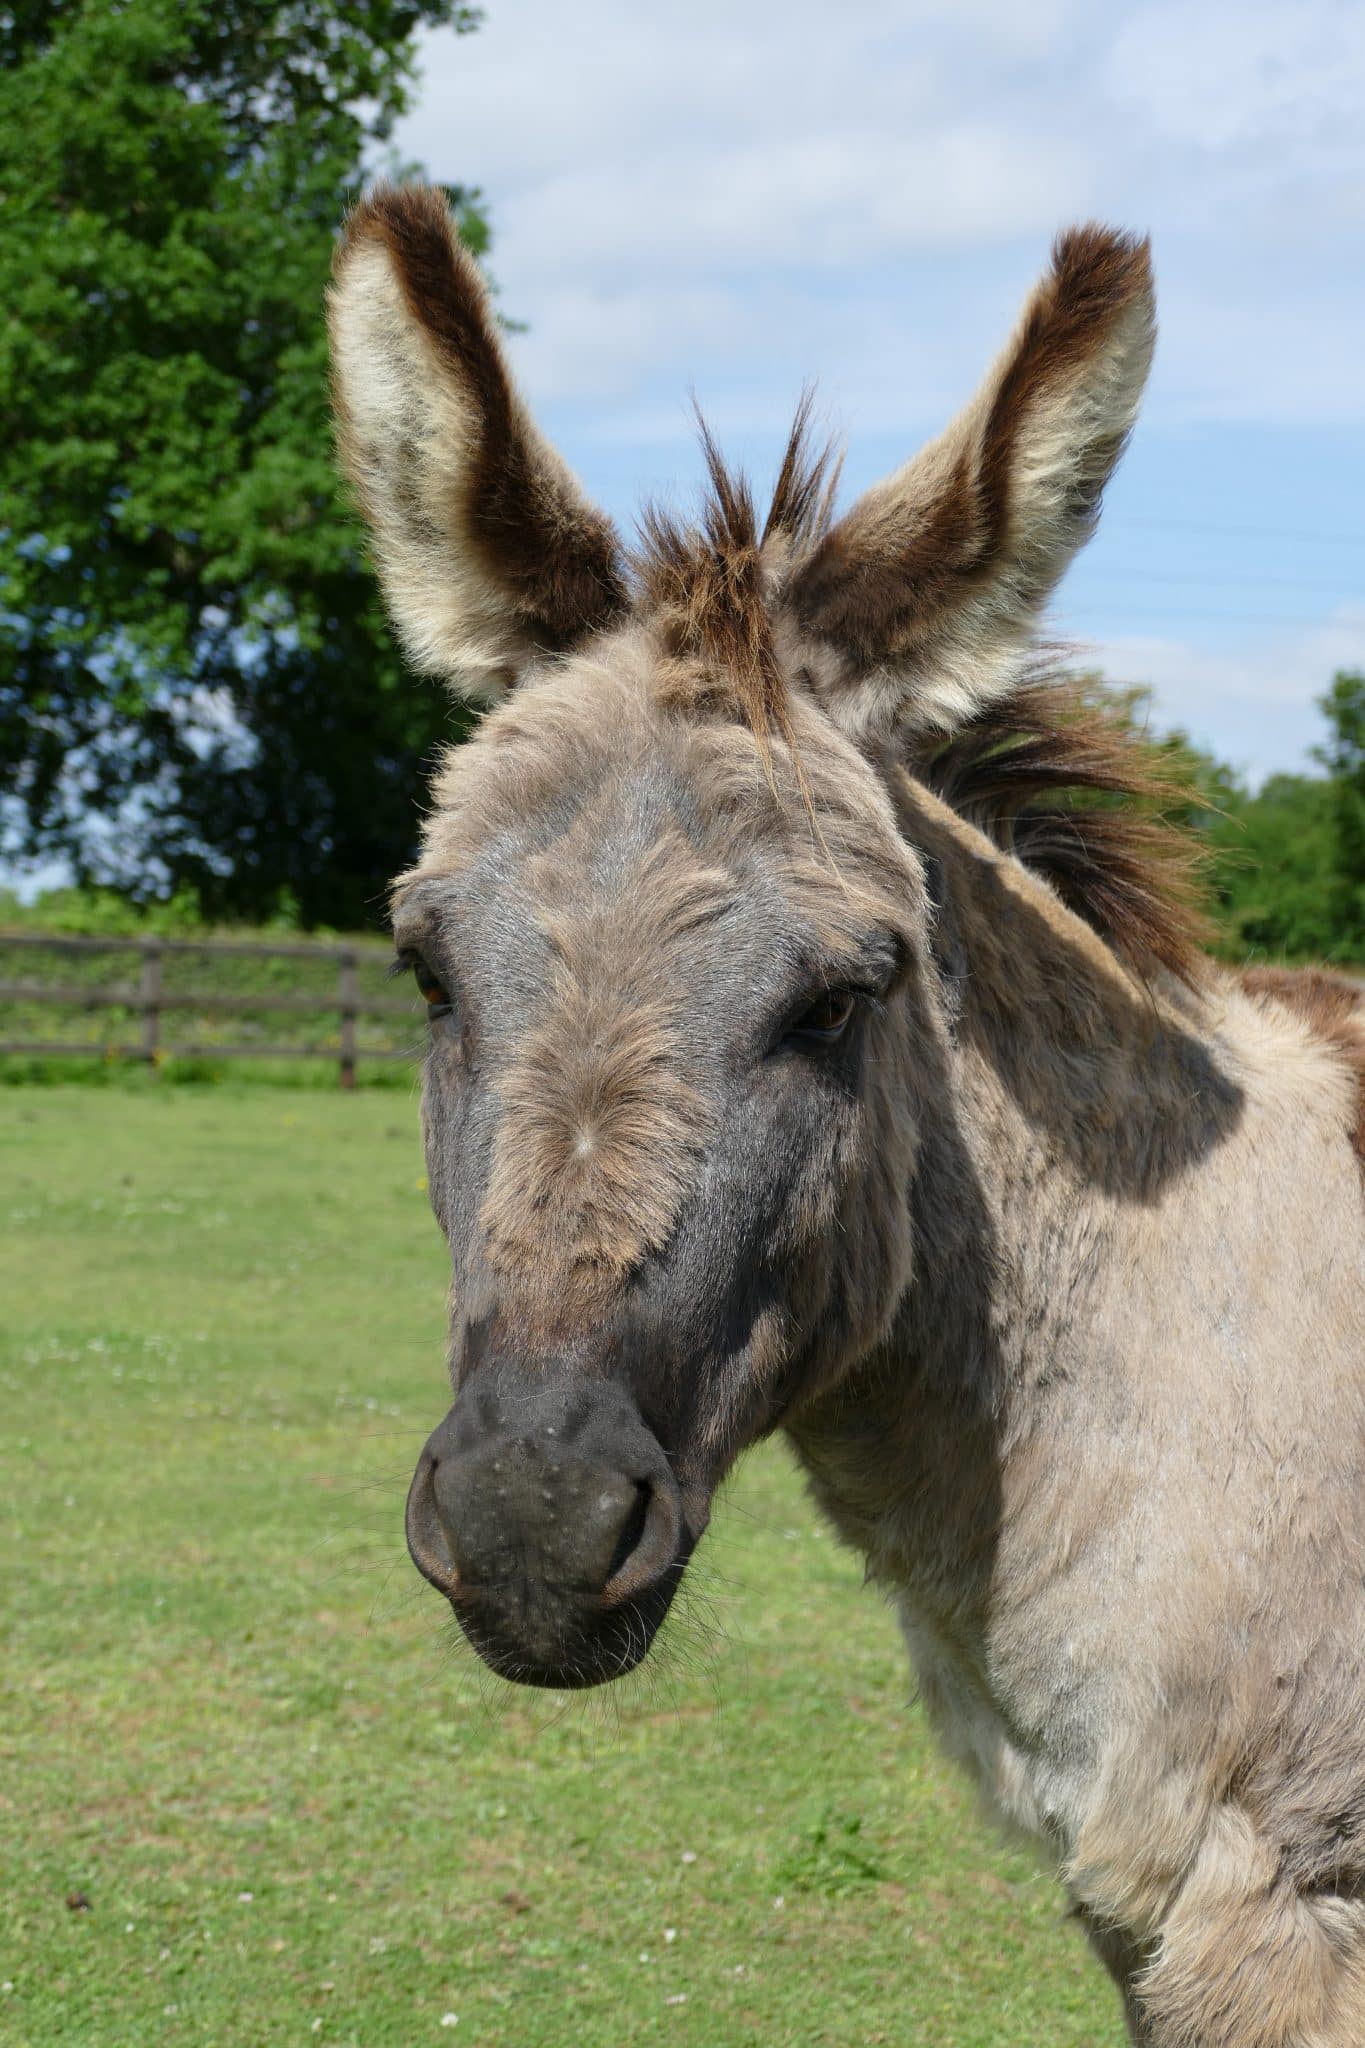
[636,408,1208,988]
[909,677,1210,984]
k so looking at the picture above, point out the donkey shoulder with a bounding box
[1236,964,1365,1167]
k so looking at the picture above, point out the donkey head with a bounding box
[328,186,1154,1687]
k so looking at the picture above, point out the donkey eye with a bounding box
[410,957,453,1018]
[788,989,856,1045]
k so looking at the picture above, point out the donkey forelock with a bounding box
[634,393,841,757]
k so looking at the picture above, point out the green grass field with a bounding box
[2,1086,1124,2047]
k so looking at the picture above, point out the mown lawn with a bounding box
[2,1086,1124,2047]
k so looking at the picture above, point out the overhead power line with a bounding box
[1109,516,1365,549]
[1081,568,1364,597]
[1059,603,1359,629]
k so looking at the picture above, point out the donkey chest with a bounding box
[894,1592,1102,1859]
[789,1418,1117,1858]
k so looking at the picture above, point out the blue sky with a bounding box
[395,0,1364,784]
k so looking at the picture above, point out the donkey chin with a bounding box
[404,1359,707,1688]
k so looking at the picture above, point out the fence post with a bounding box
[338,947,359,1090]
[138,941,162,1066]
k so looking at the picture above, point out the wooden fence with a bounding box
[0,933,414,1087]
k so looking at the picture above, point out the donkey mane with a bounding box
[911,679,1209,985]
[636,407,1207,989]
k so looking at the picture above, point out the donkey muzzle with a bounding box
[405,1366,686,1686]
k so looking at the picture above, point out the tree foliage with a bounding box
[0,0,482,924]
[1194,671,1365,965]
[1315,670,1365,950]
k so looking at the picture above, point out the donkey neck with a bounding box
[786,772,1242,1589]
[899,773,1237,1210]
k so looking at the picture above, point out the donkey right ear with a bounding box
[787,226,1155,744]
[328,184,626,700]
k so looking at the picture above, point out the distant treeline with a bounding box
[1178,669,1364,966]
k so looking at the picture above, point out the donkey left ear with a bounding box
[328,184,627,700]
[788,226,1155,741]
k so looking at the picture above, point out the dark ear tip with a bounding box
[1048,223,1153,309]
[334,181,472,280]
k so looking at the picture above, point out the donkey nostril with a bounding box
[606,1480,652,1584]
[601,1472,681,1610]
[406,1452,460,1598]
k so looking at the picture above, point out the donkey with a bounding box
[328,186,1365,2046]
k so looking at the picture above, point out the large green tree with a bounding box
[0,0,482,923]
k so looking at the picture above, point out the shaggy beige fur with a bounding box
[334,186,1365,2046]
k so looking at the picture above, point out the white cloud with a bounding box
[1105,2,1365,155]
[393,0,1365,427]
[1080,609,1365,781]
[1139,267,1365,425]
[502,278,753,404]
[495,126,1087,281]
[401,0,1087,199]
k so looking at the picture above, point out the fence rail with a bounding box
[0,932,412,1086]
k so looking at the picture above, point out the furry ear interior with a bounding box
[328,184,626,699]
[788,226,1155,742]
